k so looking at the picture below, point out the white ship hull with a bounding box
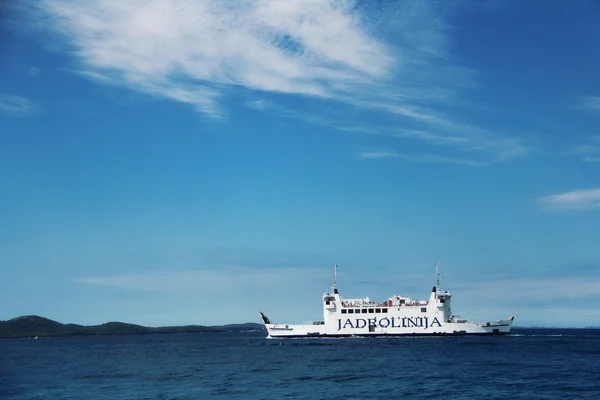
[263,317,514,338]
[259,263,515,338]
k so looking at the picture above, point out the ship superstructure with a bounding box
[259,263,514,338]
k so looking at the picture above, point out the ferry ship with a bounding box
[259,263,514,338]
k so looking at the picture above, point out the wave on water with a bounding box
[2,331,600,399]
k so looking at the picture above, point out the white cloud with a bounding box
[0,94,39,116]
[33,0,529,162]
[538,188,600,212]
[37,0,393,117]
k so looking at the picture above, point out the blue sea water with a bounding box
[1,329,600,399]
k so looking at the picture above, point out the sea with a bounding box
[1,329,599,399]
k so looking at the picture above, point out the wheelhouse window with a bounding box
[382,308,388,313]
[348,309,354,314]
[354,309,360,314]
[368,309,374,313]
[341,309,347,314]
[361,309,367,314]
[421,307,427,312]
[375,309,381,313]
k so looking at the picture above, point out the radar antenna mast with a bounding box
[333,264,338,294]
[435,261,440,293]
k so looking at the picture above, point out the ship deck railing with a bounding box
[340,301,429,308]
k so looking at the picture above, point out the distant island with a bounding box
[0,315,265,339]
[3,317,598,340]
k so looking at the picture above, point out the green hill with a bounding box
[0,315,264,339]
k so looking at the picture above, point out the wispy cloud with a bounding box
[454,276,600,308]
[564,136,600,163]
[72,265,335,325]
[251,101,528,165]
[353,124,529,164]
[582,156,600,163]
[358,148,490,166]
[74,266,600,326]
[582,96,600,113]
[0,94,39,117]
[397,153,489,166]
[358,149,398,159]
[73,265,329,293]
[538,188,600,212]
[27,67,40,77]
[568,144,599,155]
[32,0,529,163]
[448,274,600,326]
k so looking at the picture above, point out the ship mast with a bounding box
[435,261,440,293]
[333,264,338,294]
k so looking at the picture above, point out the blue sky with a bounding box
[1,0,599,328]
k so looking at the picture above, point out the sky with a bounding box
[0,0,599,328]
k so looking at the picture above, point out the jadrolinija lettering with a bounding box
[337,316,442,331]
